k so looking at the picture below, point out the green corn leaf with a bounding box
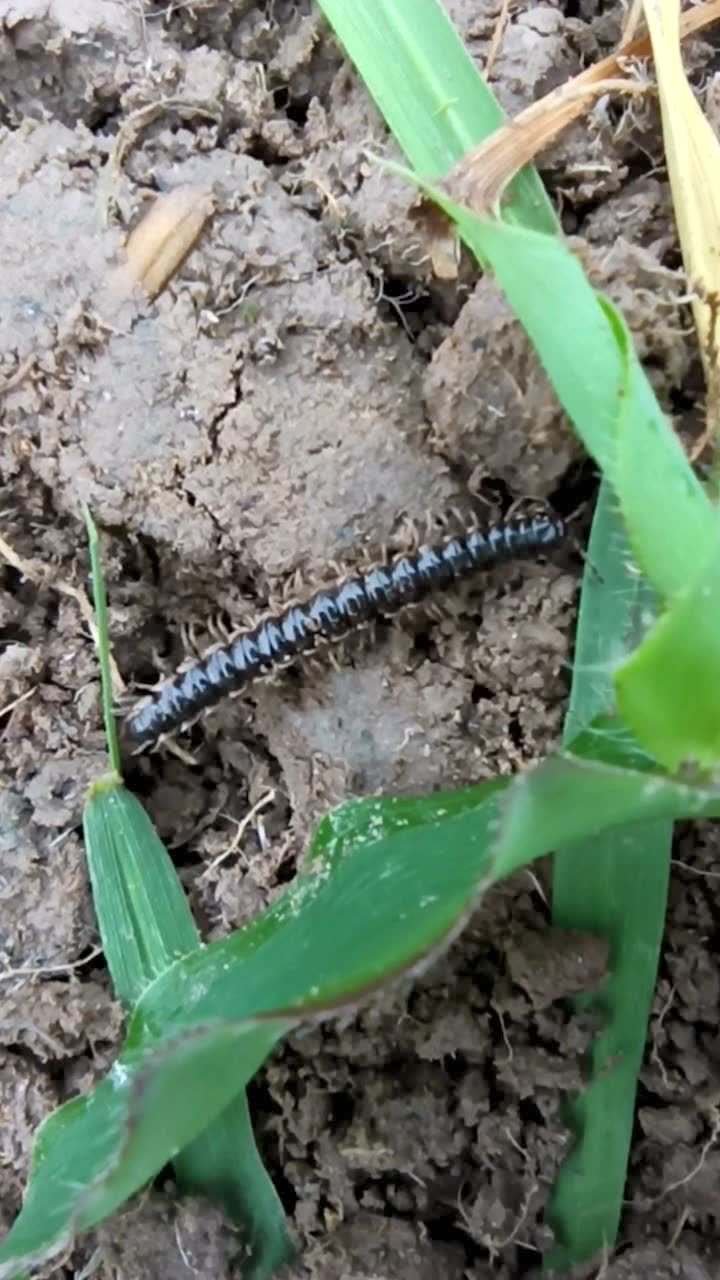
[3,731,720,1278]
[172,1091,293,1280]
[548,479,673,1265]
[614,522,720,769]
[83,779,199,1005]
[4,5,716,1277]
[83,781,293,1277]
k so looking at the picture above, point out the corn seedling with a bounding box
[1,1,719,1276]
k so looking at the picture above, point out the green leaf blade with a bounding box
[548,482,673,1268]
[5,746,720,1277]
[83,784,199,1007]
[83,780,294,1273]
[546,818,672,1267]
[0,1022,286,1279]
[405,191,714,607]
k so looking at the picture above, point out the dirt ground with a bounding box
[1,0,719,1276]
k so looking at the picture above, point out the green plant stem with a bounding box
[84,505,121,775]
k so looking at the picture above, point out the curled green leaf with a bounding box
[615,524,720,769]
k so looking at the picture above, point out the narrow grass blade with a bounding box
[316,0,559,233]
[85,506,121,775]
[83,519,293,1274]
[546,479,672,1266]
[548,825,672,1265]
[84,509,200,1004]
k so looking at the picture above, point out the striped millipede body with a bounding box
[123,513,566,749]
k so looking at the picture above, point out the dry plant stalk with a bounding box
[113,186,216,301]
[484,0,513,79]
[642,0,720,454]
[445,74,649,219]
[439,0,720,226]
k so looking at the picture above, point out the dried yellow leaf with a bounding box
[444,74,648,219]
[436,1,720,230]
[643,0,720,424]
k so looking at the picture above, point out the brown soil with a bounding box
[0,1,718,1277]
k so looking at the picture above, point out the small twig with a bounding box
[668,1204,690,1250]
[201,790,277,878]
[0,685,36,722]
[493,1001,514,1065]
[0,944,103,983]
[619,0,645,46]
[654,1106,720,1202]
[213,273,263,317]
[74,1246,105,1280]
[99,97,221,224]
[672,857,720,881]
[591,1244,611,1279]
[485,0,513,79]
[174,1221,200,1274]
[650,982,675,1091]
[523,867,548,905]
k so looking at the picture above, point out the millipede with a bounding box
[123,512,566,749]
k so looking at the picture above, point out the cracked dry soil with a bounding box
[1,1,720,1277]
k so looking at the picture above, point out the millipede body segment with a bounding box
[124,514,566,748]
